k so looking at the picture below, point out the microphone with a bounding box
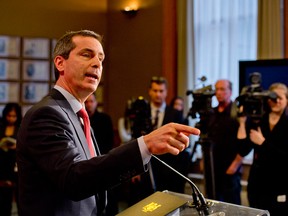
[199,76,207,82]
[151,154,210,215]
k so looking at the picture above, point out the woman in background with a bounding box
[170,96,185,112]
[237,83,288,215]
[0,102,22,216]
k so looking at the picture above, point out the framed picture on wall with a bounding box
[22,60,50,81]
[0,82,20,102]
[22,82,49,103]
[23,38,50,59]
[0,83,8,102]
[0,36,20,57]
[0,59,20,80]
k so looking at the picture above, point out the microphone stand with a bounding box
[151,154,210,216]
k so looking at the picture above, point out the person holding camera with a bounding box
[205,79,244,205]
[237,82,288,215]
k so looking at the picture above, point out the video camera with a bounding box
[186,83,215,119]
[125,96,152,138]
[186,77,215,135]
[235,72,278,121]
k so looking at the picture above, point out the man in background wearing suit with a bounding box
[16,30,200,216]
[148,76,189,194]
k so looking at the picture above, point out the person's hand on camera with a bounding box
[250,127,265,145]
[143,122,200,155]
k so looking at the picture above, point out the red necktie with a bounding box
[78,108,95,157]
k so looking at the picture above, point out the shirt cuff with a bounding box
[137,136,151,165]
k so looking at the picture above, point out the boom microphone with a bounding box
[151,154,210,215]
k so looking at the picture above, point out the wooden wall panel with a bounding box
[162,0,177,103]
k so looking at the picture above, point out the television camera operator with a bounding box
[187,79,244,205]
[206,80,244,205]
[237,76,288,215]
[235,72,277,128]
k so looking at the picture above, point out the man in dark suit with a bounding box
[148,76,189,194]
[16,30,200,216]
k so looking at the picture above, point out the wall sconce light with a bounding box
[121,6,139,17]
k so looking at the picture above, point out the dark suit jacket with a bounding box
[149,105,190,193]
[89,111,114,154]
[161,105,184,126]
[16,89,146,216]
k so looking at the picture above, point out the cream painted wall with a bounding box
[0,0,107,38]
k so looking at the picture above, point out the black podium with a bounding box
[117,190,270,216]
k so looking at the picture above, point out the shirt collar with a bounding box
[151,102,166,113]
[54,85,82,113]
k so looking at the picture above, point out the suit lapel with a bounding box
[50,89,92,159]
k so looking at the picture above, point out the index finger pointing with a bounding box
[173,123,201,136]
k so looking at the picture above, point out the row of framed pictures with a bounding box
[0,35,56,116]
[0,82,50,103]
[0,82,51,115]
[0,59,54,81]
[0,36,53,59]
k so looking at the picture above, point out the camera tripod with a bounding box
[190,119,216,200]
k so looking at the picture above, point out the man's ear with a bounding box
[54,56,65,73]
